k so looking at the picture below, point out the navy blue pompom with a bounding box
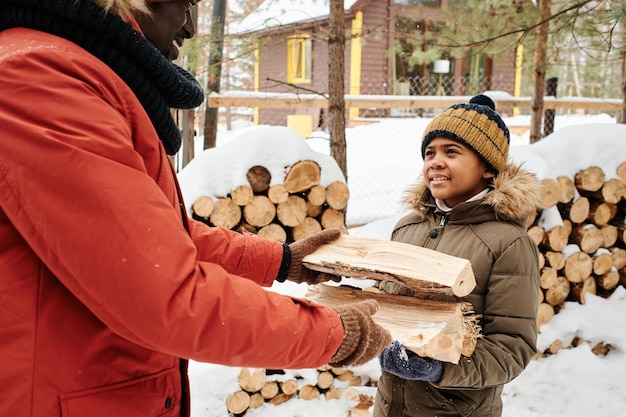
[470,94,495,111]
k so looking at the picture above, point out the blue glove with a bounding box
[379,341,443,382]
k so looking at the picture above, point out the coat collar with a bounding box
[402,162,543,226]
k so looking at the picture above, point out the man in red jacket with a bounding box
[0,1,391,416]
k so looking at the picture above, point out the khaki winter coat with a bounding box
[374,163,542,417]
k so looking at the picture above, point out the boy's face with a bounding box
[136,0,196,61]
[422,137,494,208]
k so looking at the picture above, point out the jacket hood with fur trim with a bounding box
[402,162,543,226]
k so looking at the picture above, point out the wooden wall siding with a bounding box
[359,0,391,95]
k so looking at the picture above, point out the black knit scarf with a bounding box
[0,0,204,155]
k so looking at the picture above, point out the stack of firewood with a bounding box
[225,367,375,416]
[190,160,349,243]
[529,162,626,328]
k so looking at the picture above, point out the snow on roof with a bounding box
[234,0,360,34]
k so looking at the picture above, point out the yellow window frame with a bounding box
[287,35,312,84]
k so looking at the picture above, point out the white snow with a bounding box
[178,113,626,417]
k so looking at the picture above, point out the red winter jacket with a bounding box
[0,27,343,417]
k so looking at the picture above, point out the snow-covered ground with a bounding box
[179,113,626,417]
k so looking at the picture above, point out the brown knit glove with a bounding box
[330,299,392,367]
[285,228,342,285]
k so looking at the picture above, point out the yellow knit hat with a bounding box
[421,94,510,174]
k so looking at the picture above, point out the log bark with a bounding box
[575,166,606,193]
[540,224,569,252]
[306,284,479,363]
[539,178,560,209]
[571,224,603,254]
[556,175,576,203]
[560,196,590,224]
[284,160,321,193]
[247,165,271,193]
[587,201,617,226]
[571,276,596,304]
[302,234,476,297]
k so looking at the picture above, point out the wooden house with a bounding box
[236,0,519,137]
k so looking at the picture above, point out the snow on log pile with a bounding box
[177,126,349,242]
[530,162,626,331]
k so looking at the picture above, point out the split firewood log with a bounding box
[544,275,570,306]
[257,223,287,243]
[302,234,476,297]
[570,224,603,254]
[298,385,320,400]
[540,267,559,290]
[540,224,569,252]
[617,161,626,186]
[570,276,596,304]
[226,390,250,414]
[231,184,254,206]
[316,371,335,390]
[268,392,293,405]
[612,248,626,269]
[279,380,299,396]
[537,302,555,328]
[587,201,617,226]
[209,197,241,229]
[325,387,340,400]
[326,181,350,210]
[592,253,614,276]
[277,195,307,227]
[243,195,276,227]
[600,224,618,248]
[292,217,323,241]
[594,178,625,204]
[527,225,545,246]
[247,165,272,193]
[267,184,289,204]
[539,178,560,209]
[307,184,327,206]
[306,284,479,363]
[556,175,576,203]
[564,251,593,284]
[248,392,265,409]
[284,160,321,193]
[238,368,266,393]
[191,195,214,219]
[575,166,605,193]
[544,251,565,270]
[320,207,346,230]
[559,196,589,224]
[260,381,280,400]
[307,201,323,218]
[595,270,620,291]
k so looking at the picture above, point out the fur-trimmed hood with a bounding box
[93,0,148,20]
[402,162,543,225]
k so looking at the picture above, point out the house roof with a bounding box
[234,0,363,34]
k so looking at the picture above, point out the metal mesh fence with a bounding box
[181,74,619,226]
